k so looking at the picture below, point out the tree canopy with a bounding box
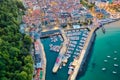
[0,0,33,80]
[80,0,95,9]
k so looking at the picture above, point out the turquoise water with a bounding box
[41,22,120,80]
[79,24,120,80]
[41,36,69,80]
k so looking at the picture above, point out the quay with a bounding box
[68,27,97,80]
[37,39,46,80]
[52,30,68,73]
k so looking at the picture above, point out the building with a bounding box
[100,9,110,18]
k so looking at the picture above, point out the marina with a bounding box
[30,19,119,80]
[40,25,95,80]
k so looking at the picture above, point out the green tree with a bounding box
[17,71,28,80]
[0,0,33,80]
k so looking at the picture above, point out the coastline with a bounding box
[103,20,120,28]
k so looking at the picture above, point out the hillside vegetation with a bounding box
[0,0,33,80]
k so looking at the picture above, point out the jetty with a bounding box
[52,30,68,73]
[68,27,97,80]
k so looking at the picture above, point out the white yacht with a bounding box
[114,64,119,67]
[104,60,108,62]
[113,58,117,60]
[112,71,117,74]
[102,68,106,71]
[107,56,111,58]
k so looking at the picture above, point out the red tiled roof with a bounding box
[67,7,74,13]
[23,0,83,25]
[32,9,41,15]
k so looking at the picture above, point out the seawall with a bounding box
[68,27,97,80]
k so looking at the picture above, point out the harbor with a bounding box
[40,20,120,80]
[40,25,97,80]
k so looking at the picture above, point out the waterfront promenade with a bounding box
[68,27,97,80]
[37,39,46,80]
[52,30,68,73]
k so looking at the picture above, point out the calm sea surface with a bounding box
[80,22,120,80]
[41,21,120,80]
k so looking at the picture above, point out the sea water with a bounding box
[79,21,120,80]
